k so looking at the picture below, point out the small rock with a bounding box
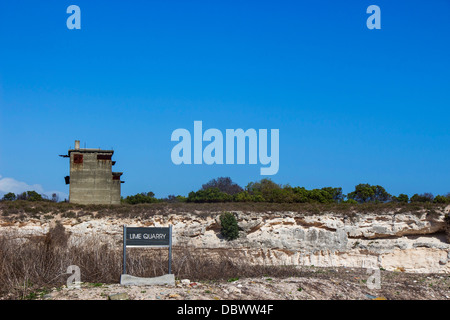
[229,287,242,294]
[108,293,129,300]
[181,279,190,285]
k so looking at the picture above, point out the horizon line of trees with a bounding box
[1,191,61,202]
[2,177,449,205]
[122,177,450,205]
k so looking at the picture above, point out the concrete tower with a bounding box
[60,140,124,204]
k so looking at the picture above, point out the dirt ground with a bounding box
[40,267,449,300]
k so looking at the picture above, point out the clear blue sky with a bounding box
[0,0,449,199]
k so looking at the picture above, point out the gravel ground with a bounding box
[40,267,449,300]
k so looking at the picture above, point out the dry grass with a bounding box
[0,223,119,299]
[0,223,305,300]
[0,200,445,220]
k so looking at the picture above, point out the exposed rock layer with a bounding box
[1,206,449,273]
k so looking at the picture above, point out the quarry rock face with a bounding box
[446,214,450,243]
[1,206,449,273]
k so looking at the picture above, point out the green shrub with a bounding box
[220,212,239,241]
[187,188,233,203]
[410,193,434,203]
[347,184,391,203]
[392,194,409,203]
[2,192,16,201]
[202,177,243,195]
[122,192,159,204]
[16,191,43,202]
[433,195,450,204]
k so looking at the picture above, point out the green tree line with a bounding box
[1,191,60,202]
[121,177,450,205]
[3,177,449,205]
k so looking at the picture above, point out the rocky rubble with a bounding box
[40,267,450,300]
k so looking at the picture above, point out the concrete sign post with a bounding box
[122,225,173,275]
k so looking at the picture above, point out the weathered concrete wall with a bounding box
[69,151,120,205]
[111,180,121,205]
